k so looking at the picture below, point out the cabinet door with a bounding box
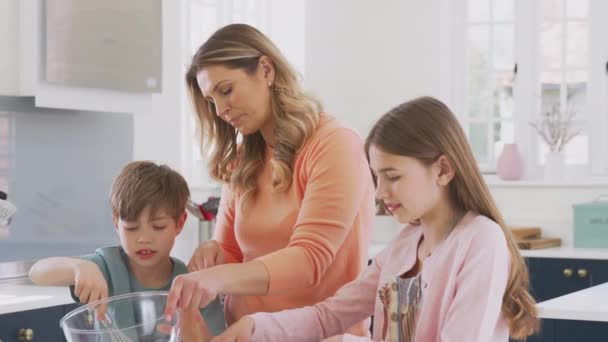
[0,306,64,342]
[0,0,36,96]
[554,319,608,342]
[62,303,80,315]
[589,259,608,285]
[515,318,554,342]
[0,0,155,112]
[527,258,592,302]
[0,0,21,96]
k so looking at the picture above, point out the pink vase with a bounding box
[496,143,524,181]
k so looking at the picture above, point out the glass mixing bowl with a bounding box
[60,291,180,342]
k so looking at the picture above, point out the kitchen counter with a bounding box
[0,279,73,315]
[537,282,608,322]
[368,243,608,260]
[517,246,608,260]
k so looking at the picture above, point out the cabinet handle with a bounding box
[577,268,588,278]
[563,268,573,277]
[18,328,34,341]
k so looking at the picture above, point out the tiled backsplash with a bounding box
[0,96,133,262]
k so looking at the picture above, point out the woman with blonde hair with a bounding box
[165,23,375,337]
[212,96,539,341]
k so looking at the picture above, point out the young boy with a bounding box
[29,161,225,337]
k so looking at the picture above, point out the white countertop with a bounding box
[518,246,608,260]
[0,282,73,315]
[537,282,608,322]
[368,243,608,260]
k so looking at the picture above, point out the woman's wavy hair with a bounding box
[186,24,322,206]
[365,96,539,340]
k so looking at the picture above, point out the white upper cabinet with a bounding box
[0,0,20,95]
[0,0,34,96]
[0,0,162,114]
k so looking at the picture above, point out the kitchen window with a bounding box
[182,0,269,188]
[449,0,608,179]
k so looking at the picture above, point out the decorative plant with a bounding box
[530,103,580,153]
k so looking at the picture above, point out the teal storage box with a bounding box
[574,198,608,248]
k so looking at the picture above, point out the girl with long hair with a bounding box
[212,96,539,342]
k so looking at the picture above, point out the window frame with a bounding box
[181,0,270,188]
[447,0,608,179]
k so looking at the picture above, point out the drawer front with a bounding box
[0,306,65,342]
[554,319,608,342]
[527,258,593,302]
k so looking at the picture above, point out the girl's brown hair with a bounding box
[186,24,322,206]
[365,96,539,340]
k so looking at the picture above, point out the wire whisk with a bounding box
[99,313,133,342]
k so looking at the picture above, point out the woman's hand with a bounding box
[165,269,221,319]
[181,308,214,342]
[165,261,270,321]
[211,316,255,342]
[189,240,225,271]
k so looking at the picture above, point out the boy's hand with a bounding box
[188,240,224,271]
[164,269,220,320]
[211,316,255,342]
[73,260,108,318]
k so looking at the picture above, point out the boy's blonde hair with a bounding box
[110,161,190,222]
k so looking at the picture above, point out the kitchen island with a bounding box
[538,282,608,322]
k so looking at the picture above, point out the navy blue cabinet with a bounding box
[525,319,555,342]
[525,257,608,342]
[0,303,79,342]
[553,319,608,342]
[0,305,65,342]
[527,258,593,302]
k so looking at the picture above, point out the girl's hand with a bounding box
[322,336,344,342]
[211,316,255,342]
[165,269,220,319]
[188,240,225,271]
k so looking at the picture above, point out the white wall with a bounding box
[267,0,306,76]
[133,1,185,169]
[304,0,447,244]
[129,0,198,262]
[491,185,608,247]
[304,0,444,137]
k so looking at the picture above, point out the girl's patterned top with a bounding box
[378,273,423,342]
